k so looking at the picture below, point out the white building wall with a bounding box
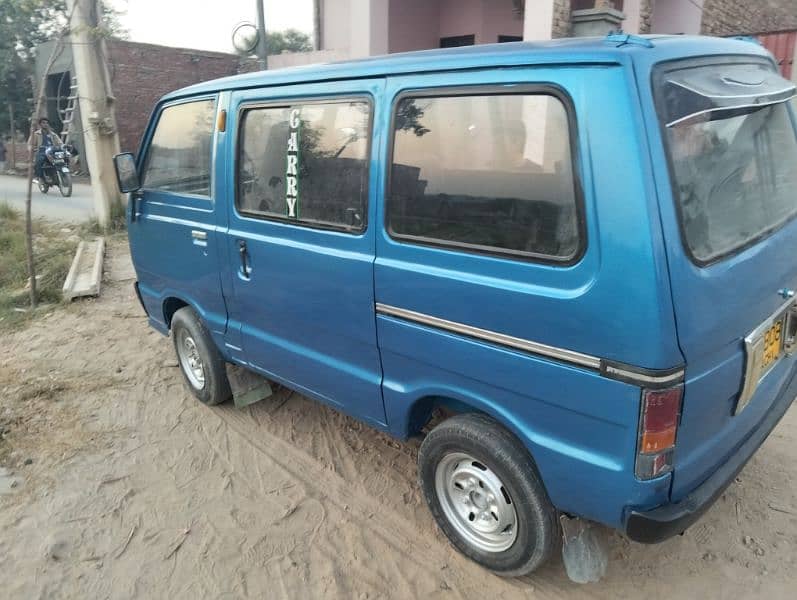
[323,0,352,52]
[623,0,643,34]
[522,0,555,41]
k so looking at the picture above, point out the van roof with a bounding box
[163,35,771,102]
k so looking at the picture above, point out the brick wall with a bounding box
[552,0,572,38]
[701,0,797,36]
[106,40,240,154]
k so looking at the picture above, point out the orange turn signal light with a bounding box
[641,426,677,454]
[217,109,227,132]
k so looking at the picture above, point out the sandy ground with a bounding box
[0,238,795,600]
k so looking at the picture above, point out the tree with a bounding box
[266,29,312,55]
[0,0,126,136]
[0,1,64,134]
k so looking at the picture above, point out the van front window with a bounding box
[656,61,797,263]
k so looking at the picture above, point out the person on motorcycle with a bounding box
[28,117,63,182]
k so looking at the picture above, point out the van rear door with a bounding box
[651,57,797,500]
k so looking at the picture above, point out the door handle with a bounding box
[238,240,250,277]
[191,230,208,241]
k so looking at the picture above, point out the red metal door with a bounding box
[758,31,796,78]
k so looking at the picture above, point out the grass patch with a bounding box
[0,203,80,330]
[80,213,127,236]
[0,202,19,221]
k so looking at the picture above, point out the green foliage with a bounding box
[0,0,68,135]
[0,201,19,220]
[266,29,313,55]
[0,0,127,135]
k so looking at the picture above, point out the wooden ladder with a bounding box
[59,76,79,144]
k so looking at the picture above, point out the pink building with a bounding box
[267,1,797,82]
[288,0,651,63]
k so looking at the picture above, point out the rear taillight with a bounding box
[635,385,682,480]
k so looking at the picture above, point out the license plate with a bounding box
[761,320,784,372]
[738,312,788,414]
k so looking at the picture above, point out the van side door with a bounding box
[225,80,386,427]
[129,95,229,338]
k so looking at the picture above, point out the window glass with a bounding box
[388,93,581,259]
[655,62,797,263]
[237,100,370,231]
[141,99,216,197]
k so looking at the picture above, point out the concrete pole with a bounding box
[8,101,17,169]
[67,0,123,228]
[256,0,268,69]
[313,0,323,51]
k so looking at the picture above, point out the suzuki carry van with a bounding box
[114,34,797,576]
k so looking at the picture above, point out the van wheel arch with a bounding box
[407,395,490,438]
[163,297,189,329]
[407,396,543,472]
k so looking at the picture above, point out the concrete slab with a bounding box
[63,237,105,301]
[226,364,273,408]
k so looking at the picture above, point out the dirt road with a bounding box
[0,239,795,599]
[0,174,95,223]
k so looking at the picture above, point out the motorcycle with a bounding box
[37,145,73,197]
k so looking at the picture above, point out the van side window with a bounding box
[237,99,371,231]
[388,92,582,261]
[141,99,216,197]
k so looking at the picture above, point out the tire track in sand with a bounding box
[208,403,588,600]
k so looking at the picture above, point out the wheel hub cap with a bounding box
[434,452,518,553]
[177,331,205,390]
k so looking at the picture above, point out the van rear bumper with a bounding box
[625,370,796,544]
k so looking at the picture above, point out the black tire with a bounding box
[418,413,558,577]
[57,171,72,197]
[171,306,231,405]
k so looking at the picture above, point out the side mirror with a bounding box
[113,152,140,193]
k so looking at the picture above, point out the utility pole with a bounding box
[255,0,268,69]
[313,0,323,51]
[8,101,16,169]
[67,0,123,228]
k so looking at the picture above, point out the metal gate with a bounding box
[757,31,796,79]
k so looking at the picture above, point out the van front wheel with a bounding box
[171,307,231,405]
[418,413,558,577]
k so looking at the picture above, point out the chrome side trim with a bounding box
[376,303,600,368]
[375,303,684,387]
[601,364,684,387]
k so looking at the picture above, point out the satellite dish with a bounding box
[232,22,259,54]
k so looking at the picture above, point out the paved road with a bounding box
[0,174,95,222]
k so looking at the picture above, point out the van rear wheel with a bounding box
[418,413,558,577]
[171,306,231,405]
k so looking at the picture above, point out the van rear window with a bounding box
[237,99,370,231]
[655,60,797,263]
[387,91,582,262]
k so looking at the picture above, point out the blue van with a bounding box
[113,34,797,576]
